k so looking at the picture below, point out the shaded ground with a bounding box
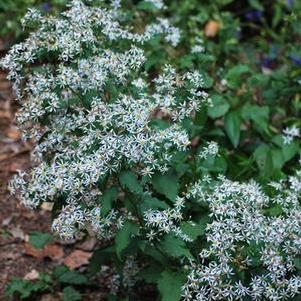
[0,68,108,301]
[0,70,54,299]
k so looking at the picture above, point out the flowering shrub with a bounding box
[182,169,301,301]
[2,0,301,301]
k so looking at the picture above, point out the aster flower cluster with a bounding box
[2,0,210,240]
[144,196,192,242]
[199,141,219,159]
[282,125,300,145]
[182,167,301,301]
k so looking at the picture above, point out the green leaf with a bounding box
[29,231,52,249]
[271,149,285,170]
[88,246,116,276]
[149,119,170,130]
[159,234,193,259]
[242,241,263,267]
[294,258,301,270]
[63,286,81,301]
[224,111,241,148]
[201,156,228,173]
[248,0,264,10]
[226,65,250,88]
[99,187,118,216]
[119,171,143,195]
[5,278,50,299]
[254,144,274,177]
[139,197,168,212]
[272,4,282,28]
[247,74,269,88]
[199,72,213,88]
[264,204,283,217]
[181,216,210,240]
[137,1,158,10]
[242,104,270,134]
[282,141,299,162]
[208,95,230,119]
[140,264,164,283]
[142,244,168,264]
[53,265,69,279]
[115,222,139,258]
[152,171,179,201]
[157,270,186,301]
[58,270,88,285]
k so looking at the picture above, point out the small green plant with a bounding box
[0,0,66,47]
[5,274,52,300]
[5,266,85,300]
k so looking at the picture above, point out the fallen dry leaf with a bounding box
[204,20,220,38]
[9,161,26,172]
[41,202,54,211]
[44,244,64,261]
[24,244,44,260]
[10,226,25,240]
[6,126,22,140]
[24,243,64,261]
[40,294,60,301]
[63,250,92,269]
[191,136,200,148]
[2,215,13,226]
[24,269,40,281]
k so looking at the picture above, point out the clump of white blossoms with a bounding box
[199,141,219,159]
[144,196,192,242]
[2,0,210,240]
[191,37,205,54]
[282,125,300,145]
[145,0,165,10]
[182,167,301,301]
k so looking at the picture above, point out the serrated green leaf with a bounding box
[226,65,250,89]
[139,197,169,212]
[159,234,193,259]
[119,171,143,195]
[282,141,299,162]
[201,156,227,173]
[294,258,301,270]
[140,264,163,283]
[208,95,230,119]
[254,144,274,176]
[5,278,50,299]
[152,171,179,201]
[157,270,186,301]
[137,1,158,10]
[58,271,88,285]
[181,216,210,240]
[271,149,285,170]
[224,111,241,148]
[63,286,81,301]
[199,72,213,88]
[242,104,270,134]
[248,0,264,10]
[99,187,118,216]
[264,204,283,217]
[29,231,52,249]
[115,222,139,258]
